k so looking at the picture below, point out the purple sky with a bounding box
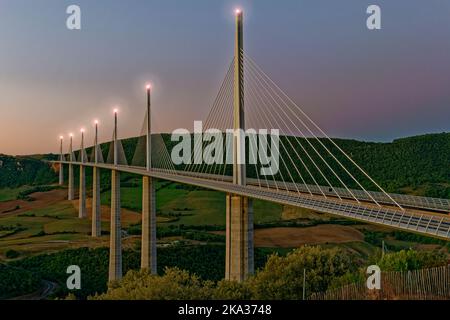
[0,0,449,155]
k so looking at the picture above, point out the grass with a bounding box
[1,181,448,264]
[0,181,282,260]
[0,200,118,260]
[0,186,28,202]
[101,181,283,226]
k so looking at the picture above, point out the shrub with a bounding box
[5,249,20,259]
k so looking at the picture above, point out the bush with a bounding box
[247,246,356,299]
[377,249,447,271]
[5,249,20,259]
[17,185,58,201]
[0,264,41,299]
[94,246,357,300]
[93,268,215,300]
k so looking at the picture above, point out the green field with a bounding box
[101,181,283,226]
[0,186,28,202]
[0,184,448,299]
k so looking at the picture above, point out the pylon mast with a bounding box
[233,10,246,186]
[147,86,151,171]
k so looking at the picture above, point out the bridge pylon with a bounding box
[68,134,75,201]
[59,136,64,185]
[225,9,254,282]
[109,110,122,281]
[79,130,87,219]
[92,121,101,237]
[141,85,157,274]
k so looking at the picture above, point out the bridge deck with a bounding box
[55,161,450,240]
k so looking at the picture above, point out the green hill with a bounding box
[105,132,450,198]
[1,132,449,198]
[0,154,57,189]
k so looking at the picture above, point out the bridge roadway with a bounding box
[57,161,450,240]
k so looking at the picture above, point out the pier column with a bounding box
[68,164,74,200]
[109,169,122,281]
[79,165,87,218]
[141,84,157,273]
[78,130,87,219]
[59,164,64,185]
[92,167,101,236]
[141,176,157,273]
[225,10,254,282]
[59,136,64,185]
[225,195,254,281]
[109,110,122,282]
[92,122,101,237]
[68,134,74,200]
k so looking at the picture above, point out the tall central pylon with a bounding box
[233,10,246,186]
[141,85,157,274]
[225,9,254,282]
[109,109,122,281]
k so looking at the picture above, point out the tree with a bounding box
[93,268,215,300]
[377,249,447,272]
[247,246,355,299]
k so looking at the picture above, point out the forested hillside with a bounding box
[1,133,448,198]
[95,132,450,198]
[0,154,57,188]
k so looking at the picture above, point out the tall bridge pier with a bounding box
[79,130,87,219]
[92,121,101,237]
[225,10,254,282]
[59,136,64,185]
[68,134,75,201]
[141,85,157,273]
[109,110,122,281]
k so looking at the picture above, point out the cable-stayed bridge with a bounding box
[51,10,449,283]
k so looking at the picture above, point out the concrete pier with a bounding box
[224,10,254,282]
[59,164,64,185]
[68,135,74,201]
[68,164,74,200]
[59,137,64,185]
[141,176,157,273]
[92,167,101,237]
[225,194,254,281]
[109,169,122,281]
[92,122,101,237]
[140,84,157,273]
[79,165,87,218]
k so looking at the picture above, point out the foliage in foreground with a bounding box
[93,247,449,300]
[0,264,41,299]
[8,245,281,299]
[93,246,356,300]
[376,249,447,272]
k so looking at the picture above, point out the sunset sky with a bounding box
[1,0,450,155]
